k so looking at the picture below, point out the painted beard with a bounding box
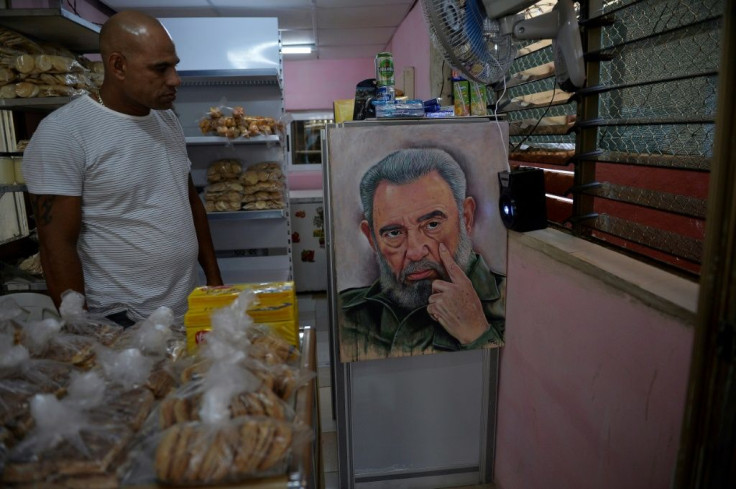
[375,227,474,312]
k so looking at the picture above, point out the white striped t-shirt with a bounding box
[23,94,199,322]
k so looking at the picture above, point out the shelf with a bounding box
[207,209,286,220]
[1,262,45,292]
[178,69,282,89]
[186,135,281,146]
[0,96,74,110]
[0,8,100,53]
[0,184,27,193]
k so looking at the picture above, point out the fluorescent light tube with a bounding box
[283,45,312,54]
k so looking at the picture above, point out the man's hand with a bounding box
[427,243,488,345]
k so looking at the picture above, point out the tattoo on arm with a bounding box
[30,195,56,226]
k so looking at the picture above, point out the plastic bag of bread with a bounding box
[20,317,99,369]
[14,81,39,98]
[0,66,15,84]
[0,83,16,98]
[198,104,283,140]
[2,375,135,487]
[205,200,241,212]
[47,54,86,74]
[206,158,242,183]
[70,371,155,432]
[0,296,24,340]
[112,306,184,359]
[1,330,74,392]
[94,345,154,392]
[153,415,311,485]
[0,26,43,54]
[178,300,311,403]
[158,360,293,429]
[0,377,39,449]
[58,290,124,347]
[109,306,182,398]
[96,339,176,401]
[240,166,284,186]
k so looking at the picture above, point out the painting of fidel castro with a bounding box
[328,121,509,363]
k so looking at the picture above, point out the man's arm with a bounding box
[29,193,84,309]
[188,175,223,286]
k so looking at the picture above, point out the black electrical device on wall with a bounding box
[498,168,548,232]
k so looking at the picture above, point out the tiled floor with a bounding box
[297,292,338,489]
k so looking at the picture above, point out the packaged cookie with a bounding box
[153,416,310,485]
[2,391,133,486]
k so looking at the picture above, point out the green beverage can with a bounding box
[375,52,395,87]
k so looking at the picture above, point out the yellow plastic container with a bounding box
[187,282,295,311]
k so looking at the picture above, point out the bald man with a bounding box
[23,11,222,327]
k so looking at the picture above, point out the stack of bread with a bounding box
[198,105,283,139]
[204,158,244,212]
[0,26,102,99]
[0,294,183,488]
[1,285,313,487]
[204,159,287,212]
[151,290,311,486]
[240,162,287,210]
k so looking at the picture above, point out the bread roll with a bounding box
[34,54,53,72]
[15,82,39,98]
[13,54,35,74]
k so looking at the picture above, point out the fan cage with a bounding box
[420,0,516,85]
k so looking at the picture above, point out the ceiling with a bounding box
[98,0,418,60]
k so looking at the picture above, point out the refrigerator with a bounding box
[289,189,327,293]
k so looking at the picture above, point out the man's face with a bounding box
[121,34,181,112]
[361,170,475,310]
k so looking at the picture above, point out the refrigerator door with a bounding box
[290,191,327,292]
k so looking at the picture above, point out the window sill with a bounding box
[510,228,699,324]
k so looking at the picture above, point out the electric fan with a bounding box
[421,0,585,92]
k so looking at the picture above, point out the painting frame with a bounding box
[324,118,509,363]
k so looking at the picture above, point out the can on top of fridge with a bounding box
[375,52,395,87]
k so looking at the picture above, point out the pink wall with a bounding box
[283,1,432,111]
[283,58,375,111]
[386,2,431,100]
[495,235,694,489]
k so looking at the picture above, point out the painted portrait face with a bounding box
[361,170,475,310]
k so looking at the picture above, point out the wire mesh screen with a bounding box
[491,0,723,276]
[572,0,723,276]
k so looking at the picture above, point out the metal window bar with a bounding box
[569,0,722,274]
[568,181,707,218]
[578,214,704,264]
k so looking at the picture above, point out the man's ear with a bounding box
[360,220,377,251]
[462,196,476,235]
[109,52,126,80]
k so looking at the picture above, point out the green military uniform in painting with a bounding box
[339,253,505,362]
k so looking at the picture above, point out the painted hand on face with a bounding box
[427,243,489,345]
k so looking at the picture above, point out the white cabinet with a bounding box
[162,17,293,285]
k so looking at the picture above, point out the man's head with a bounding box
[99,11,180,115]
[359,148,476,311]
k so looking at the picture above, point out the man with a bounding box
[339,148,505,362]
[23,11,222,326]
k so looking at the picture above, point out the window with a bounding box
[495,0,722,277]
[287,112,334,170]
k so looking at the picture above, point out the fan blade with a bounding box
[421,0,515,85]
